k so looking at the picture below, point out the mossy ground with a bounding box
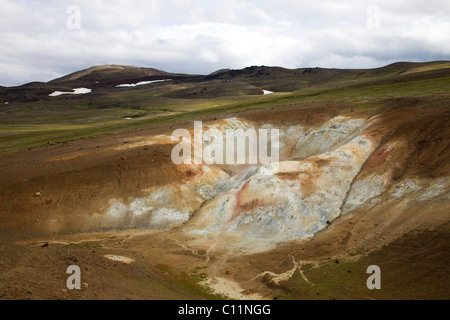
[1,62,449,155]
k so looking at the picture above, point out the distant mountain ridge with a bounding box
[1,61,449,102]
[48,64,187,87]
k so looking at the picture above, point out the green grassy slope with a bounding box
[0,61,449,155]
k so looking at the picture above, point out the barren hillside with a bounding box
[0,62,449,300]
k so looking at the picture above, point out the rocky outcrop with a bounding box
[185,128,375,253]
[98,164,229,230]
[97,116,381,252]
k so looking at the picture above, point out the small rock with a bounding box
[42,243,49,248]
[34,192,41,197]
[68,256,78,263]
[335,260,340,264]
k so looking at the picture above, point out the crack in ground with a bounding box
[252,256,316,286]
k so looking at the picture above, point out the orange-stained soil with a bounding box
[0,98,449,300]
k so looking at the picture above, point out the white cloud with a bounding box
[0,0,449,86]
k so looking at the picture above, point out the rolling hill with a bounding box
[0,61,449,300]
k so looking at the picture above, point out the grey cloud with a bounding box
[0,0,449,86]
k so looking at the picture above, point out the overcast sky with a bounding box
[1,0,449,86]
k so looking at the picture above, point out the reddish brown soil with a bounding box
[0,98,449,300]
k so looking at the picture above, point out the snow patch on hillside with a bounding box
[49,88,92,97]
[116,79,172,88]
